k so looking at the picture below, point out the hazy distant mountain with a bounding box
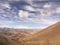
[24,22,60,45]
[0,28,38,42]
[0,28,35,45]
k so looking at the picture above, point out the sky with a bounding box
[0,0,60,29]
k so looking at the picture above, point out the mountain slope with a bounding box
[25,22,60,45]
[0,22,60,45]
[0,34,24,45]
[0,28,32,45]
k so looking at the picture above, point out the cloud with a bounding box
[24,5,36,11]
[22,17,59,29]
[43,3,51,8]
[18,10,29,18]
[56,7,60,13]
[0,0,60,29]
[41,19,58,24]
[2,4,10,9]
[0,21,14,24]
[8,0,20,2]
[0,25,12,28]
[0,2,11,9]
[39,9,52,17]
[0,3,19,21]
[0,20,33,29]
[0,20,13,28]
[13,25,29,29]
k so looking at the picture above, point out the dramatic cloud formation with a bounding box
[0,0,60,29]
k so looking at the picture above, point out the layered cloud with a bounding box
[0,0,60,29]
[2,3,10,9]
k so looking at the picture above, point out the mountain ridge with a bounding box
[24,22,60,45]
[0,22,60,45]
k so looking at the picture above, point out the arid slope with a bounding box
[0,22,60,45]
[24,22,60,45]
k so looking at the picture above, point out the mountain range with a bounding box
[0,22,60,45]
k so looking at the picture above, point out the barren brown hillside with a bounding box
[0,22,60,45]
[0,34,24,45]
[24,22,60,45]
[0,28,32,45]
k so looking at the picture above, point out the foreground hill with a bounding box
[24,22,60,45]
